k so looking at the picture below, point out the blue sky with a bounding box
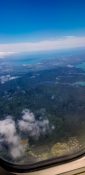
[0,0,85,42]
[0,0,85,55]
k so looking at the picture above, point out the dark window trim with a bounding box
[0,148,85,173]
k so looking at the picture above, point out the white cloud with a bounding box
[0,36,85,58]
[0,52,15,58]
[22,109,35,122]
[18,109,50,139]
[0,117,24,159]
[0,109,54,160]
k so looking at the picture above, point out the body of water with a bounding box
[76,62,85,71]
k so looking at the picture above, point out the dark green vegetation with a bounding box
[0,56,85,164]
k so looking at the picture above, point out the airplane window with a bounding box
[0,0,85,170]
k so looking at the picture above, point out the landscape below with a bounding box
[0,51,85,164]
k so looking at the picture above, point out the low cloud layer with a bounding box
[0,109,51,160]
[0,36,85,58]
[18,109,49,139]
[0,52,15,58]
[0,117,24,159]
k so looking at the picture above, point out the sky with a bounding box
[0,0,85,56]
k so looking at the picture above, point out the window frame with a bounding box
[0,148,85,173]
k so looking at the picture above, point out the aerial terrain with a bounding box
[0,50,85,164]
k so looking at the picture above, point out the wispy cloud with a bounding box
[0,117,24,159]
[0,36,85,58]
[0,109,52,160]
[18,109,50,139]
[0,52,15,58]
